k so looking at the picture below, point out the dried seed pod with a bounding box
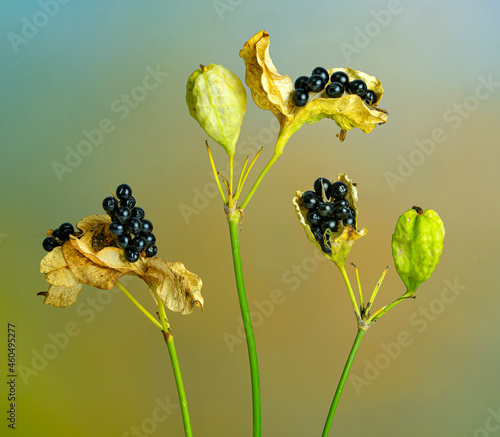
[293,174,367,267]
[391,206,445,296]
[240,30,388,150]
[186,63,247,157]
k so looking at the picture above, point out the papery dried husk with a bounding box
[144,258,204,315]
[42,284,83,307]
[240,30,388,150]
[293,174,367,266]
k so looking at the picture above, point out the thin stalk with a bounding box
[240,151,281,209]
[365,266,389,316]
[206,142,227,204]
[228,213,261,437]
[229,154,234,206]
[351,263,364,312]
[149,285,193,437]
[367,292,413,323]
[116,281,162,330]
[235,147,264,201]
[322,328,366,437]
[235,155,250,200]
[337,264,361,318]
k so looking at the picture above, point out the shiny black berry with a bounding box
[294,76,309,90]
[102,196,118,213]
[326,82,343,99]
[333,206,350,221]
[291,89,308,107]
[329,181,348,199]
[320,241,332,254]
[131,236,147,252]
[43,237,60,251]
[321,219,339,233]
[307,75,326,93]
[116,184,132,200]
[311,226,323,241]
[311,67,329,84]
[124,246,139,262]
[307,210,322,227]
[141,219,153,233]
[58,223,74,240]
[125,217,142,235]
[364,90,376,105]
[333,199,349,208]
[116,206,131,223]
[121,196,136,210]
[116,233,131,249]
[52,228,62,240]
[143,233,156,248]
[318,202,334,218]
[347,79,367,97]
[145,245,158,257]
[302,191,320,210]
[109,221,125,236]
[330,71,349,86]
[131,207,145,220]
[344,217,356,228]
[313,177,331,197]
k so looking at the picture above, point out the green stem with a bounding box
[322,328,366,437]
[239,151,281,209]
[116,281,163,330]
[338,264,361,318]
[164,334,193,437]
[367,292,413,323]
[228,212,261,437]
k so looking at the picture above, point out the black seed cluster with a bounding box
[42,222,76,251]
[301,178,356,254]
[103,184,157,263]
[291,67,377,107]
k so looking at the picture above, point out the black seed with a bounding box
[141,219,153,234]
[291,89,308,107]
[116,184,132,200]
[102,196,118,213]
[321,219,339,233]
[318,202,334,218]
[307,210,322,227]
[52,228,62,240]
[131,236,147,252]
[364,90,376,105]
[307,74,326,93]
[313,177,332,197]
[43,237,60,252]
[109,221,125,236]
[333,206,350,221]
[294,76,309,90]
[311,67,329,84]
[131,207,145,220]
[344,217,356,228]
[347,79,367,97]
[329,181,348,199]
[58,223,74,240]
[125,217,142,235]
[145,245,158,257]
[302,191,320,210]
[124,246,139,262]
[116,206,131,223]
[116,233,131,249]
[330,71,349,86]
[142,232,156,248]
[121,196,136,210]
[326,82,344,98]
[333,199,349,208]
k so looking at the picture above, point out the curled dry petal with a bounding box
[143,258,204,315]
[293,174,367,266]
[43,284,83,307]
[240,30,388,151]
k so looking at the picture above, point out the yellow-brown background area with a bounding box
[1,1,499,436]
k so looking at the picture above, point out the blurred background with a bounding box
[1,1,499,436]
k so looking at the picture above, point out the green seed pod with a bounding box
[391,206,445,296]
[186,64,247,157]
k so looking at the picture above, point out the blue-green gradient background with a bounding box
[2,1,500,436]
